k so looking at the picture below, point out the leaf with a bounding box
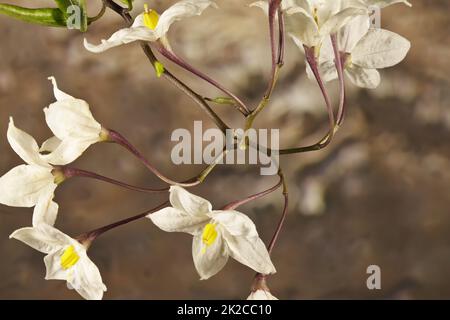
[0,4,66,27]
[53,0,88,32]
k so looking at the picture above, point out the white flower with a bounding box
[84,0,217,53]
[345,0,411,9]
[41,77,104,165]
[308,15,410,88]
[10,224,106,300]
[247,289,278,300]
[148,186,276,280]
[252,0,367,48]
[0,118,59,226]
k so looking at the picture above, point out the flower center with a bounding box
[202,223,218,249]
[60,245,80,270]
[143,4,160,30]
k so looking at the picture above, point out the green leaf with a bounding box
[0,4,66,27]
[120,0,134,10]
[53,0,88,32]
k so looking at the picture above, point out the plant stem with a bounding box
[77,201,169,246]
[222,171,283,211]
[157,45,250,116]
[331,34,346,126]
[101,0,230,134]
[267,170,288,254]
[62,167,169,193]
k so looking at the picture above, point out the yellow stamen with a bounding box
[60,245,80,270]
[143,4,160,30]
[201,223,218,253]
[313,7,319,26]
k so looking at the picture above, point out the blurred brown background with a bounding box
[0,0,449,299]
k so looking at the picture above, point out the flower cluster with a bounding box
[252,0,411,89]
[0,0,412,300]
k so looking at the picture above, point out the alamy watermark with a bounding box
[170,121,280,176]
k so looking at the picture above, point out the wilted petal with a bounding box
[352,28,410,69]
[222,230,276,275]
[345,65,380,88]
[0,164,54,207]
[148,207,209,235]
[7,118,49,167]
[169,186,212,217]
[192,232,229,280]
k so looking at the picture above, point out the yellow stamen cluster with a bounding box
[201,223,218,253]
[60,245,80,270]
[143,4,160,30]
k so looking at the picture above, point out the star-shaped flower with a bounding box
[148,186,276,280]
[307,15,410,88]
[41,77,106,165]
[0,77,105,225]
[10,224,106,300]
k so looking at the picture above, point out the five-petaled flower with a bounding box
[148,186,276,280]
[84,0,217,53]
[0,77,105,226]
[10,224,106,300]
[307,15,411,88]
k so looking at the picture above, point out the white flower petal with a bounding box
[345,65,380,88]
[211,210,259,238]
[40,136,62,153]
[320,7,367,38]
[42,137,99,166]
[359,0,411,9]
[32,183,58,226]
[44,99,101,140]
[247,289,278,300]
[70,258,106,300]
[352,28,410,69]
[0,164,54,207]
[169,186,212,217]
[9,226,62,254]
[306,59,338,82]
[48,76,75,101]
[222,230,276,275]
[192,232,229,280]
[338,15,370,52]
[7,118,49,167]
[285,6,320,47]
[44,249,69,281]
[155,0,217,39]
[148,207,209,235]
[84,24,157,53]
